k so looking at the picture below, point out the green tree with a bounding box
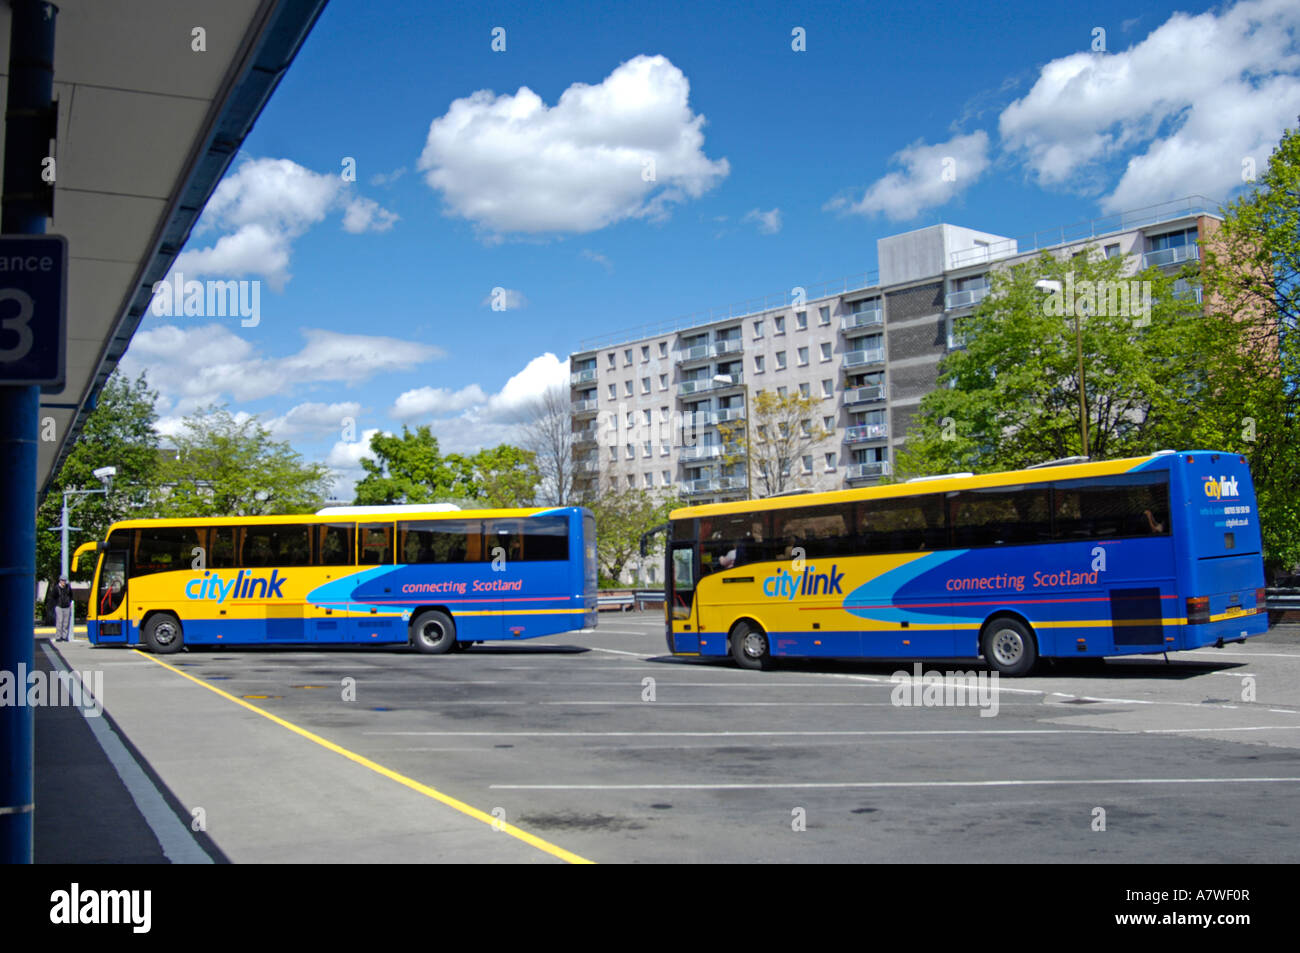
[894,249,1202,478]
[463,445,540,507]
[353,426,470,504]
[158,406,332,516]
[37,371,162,583]
[1191,118,1300,574]
[586,485,680,583]
[718,390,830,498]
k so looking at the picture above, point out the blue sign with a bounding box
[0,235,67,386]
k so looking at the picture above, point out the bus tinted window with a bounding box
[856,494,947,552]
[316,524,355,565]
[484,517,570,562]
[949,486,1051,547]
[1053,473,1170,538]
[207,527,237,568]
[243,524,312,567]
[772,504,853,559]
[358,523,393,565]
[399,520,484,563]
[134,527,200,576]
[700,512,772,572]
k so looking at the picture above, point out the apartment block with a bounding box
[569,195,1220,505]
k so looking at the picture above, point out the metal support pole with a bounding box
[1075,313,1089,458]
[0,0,58,865]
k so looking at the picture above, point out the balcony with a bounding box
[715,407,746,423]
[845,423,888,443]
[679,373,744,396]
[718,476,748,491]
[713,338,744,356]
[675,342,713,363]
[683,477,720,495]
[841,307,883,330]
[572,397,598,415]
[1142,244,1199,268]
[843,384,886,405]
[846,461,892,481]
[578,460,601,474]
[573,427,599,447]
[679,444,723,462]
[570,367,598,386]
[843,347,885,368]
[945,286,989,310]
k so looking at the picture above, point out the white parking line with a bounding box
[490,776,1300,791]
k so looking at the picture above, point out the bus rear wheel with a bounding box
[143,612,184,654]
[730,621,772,671]
[410,610,456,655]
[981,617,1037,677]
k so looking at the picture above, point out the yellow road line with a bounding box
[133,650,593,864]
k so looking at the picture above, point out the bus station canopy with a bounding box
[0,0,328,499]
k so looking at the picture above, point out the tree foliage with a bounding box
[585,485,680,583]
[719,390,830,498]
[353,425,539,508]
[36,371,161,582]
[894,249,1202,478]
[158,406,332,516]
[1191,118,1300,573]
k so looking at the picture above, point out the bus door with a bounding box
[669,542,700,652]
[353,522,402,642]
[94,550,129,643]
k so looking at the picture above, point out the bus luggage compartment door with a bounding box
[1109,587,1165,648]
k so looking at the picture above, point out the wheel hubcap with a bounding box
[992,629,1022,665]
[743,631,766,658]
[421,622,445,645]
[155,623,175,645]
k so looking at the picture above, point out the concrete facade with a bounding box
[569,196,1220,507]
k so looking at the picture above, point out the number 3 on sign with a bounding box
[0,288,35,361]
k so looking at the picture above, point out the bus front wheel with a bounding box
[730,621,772,671]
[981,617,1037,677]
[143,612,184,654]
[410,610,456,655]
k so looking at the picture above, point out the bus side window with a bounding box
[359,524,393,565]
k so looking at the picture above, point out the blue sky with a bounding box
[118,0,1300,498]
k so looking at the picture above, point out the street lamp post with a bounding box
[1035,280,1088,458]
[48,466,115,632]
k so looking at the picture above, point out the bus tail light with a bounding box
[1256,587,1266,609]
[1186,596,1210,625]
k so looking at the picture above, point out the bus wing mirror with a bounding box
[70,540,102,573]
[640,523,668,558]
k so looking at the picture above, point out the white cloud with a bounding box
[485,353,570,421]
[326,428,381,469]
[742,207,782,234]
[998,0,1300,209]
[826,131,990,221]
[172,157,398,290]
[581,249,614,272]
[119,323,443,417]
[266,401,364,438]
[391,385,488,419]
[417,54,729,235]
[370,166,407,186]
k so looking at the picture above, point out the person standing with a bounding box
[49,576,74,642]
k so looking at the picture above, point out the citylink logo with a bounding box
[1203,475,1240,500]
[184,569,286,602]
[762,564,845,600]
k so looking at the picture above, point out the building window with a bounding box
[822,379,833,398]
[641,345,650,362]
[626,411,635,427]
[755,355,765,373]
[802,455,813,473]
[657,374,665,390]
[820,342,832,362]
[624,349,633,365]
[776,351,787,369]
[608,384,617,399]
[659,341,668,358]
[1104,244,1121,259]
[644,472,653,488]
[797,346,809,366]
[626,474,635,488]
[799,382,810,398]
[777,385,787,397]
[624,381,633,396]
[625,443,634,459]
[796,311,807,330]
[775,315,785,335]
[641,377,650,394]
[608,446,617,461]
[819,306,830,325]
[662,470,671,485]
[660,406,670,420]
[823,415,834,430]
[607,352,616,368]
[643,441,652,457]
[754,318,764,339]
[800,420,812,436]
[824,453,836,471]
[642,409,652,425]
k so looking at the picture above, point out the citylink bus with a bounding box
[72,505,598,654]
[661,451,1266,675]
